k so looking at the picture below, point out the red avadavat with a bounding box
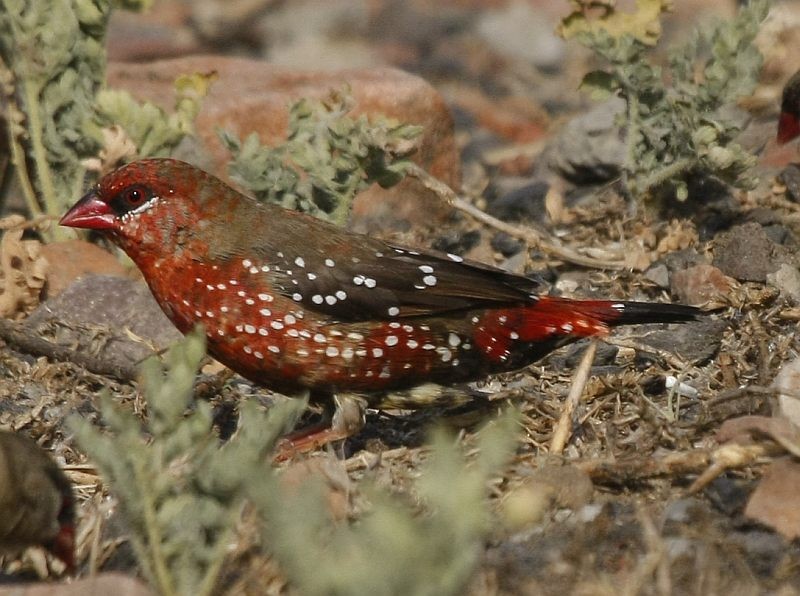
[62,159,697,445]
[0,431,75,572]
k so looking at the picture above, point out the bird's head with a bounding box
[60,158,221,258]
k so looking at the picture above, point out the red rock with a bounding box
[41,240,129,299]
[106,57,460,233]
[670,263,734,305]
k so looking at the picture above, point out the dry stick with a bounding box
[550,340,597,455]
[405,164,627,270]
[576,441,779,489]
[0,317,138,382]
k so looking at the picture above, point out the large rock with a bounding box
[107,57,460,233]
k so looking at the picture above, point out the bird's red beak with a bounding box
[60,189,116,230]
[777,111,800,145]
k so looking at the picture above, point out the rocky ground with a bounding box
[2,0,800,594]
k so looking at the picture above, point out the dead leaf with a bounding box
[0,216,48,319]
[716,415,800,459]
[772,358,800,429]
[557,0,672,46]
[544,186,573,225]
[745,458,800,539]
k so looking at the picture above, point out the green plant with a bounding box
[559,0,768,202]
[0,0,207,238]
[220,89,423,227]
[250,410,519,596]
[72,329,304,596]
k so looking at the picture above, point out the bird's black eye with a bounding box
[125,188,144,205]
[110,184,154,216]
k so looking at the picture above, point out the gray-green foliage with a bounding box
[251,411,519,596]
[220,90,423,227]
[0,0,118,223]
[71,329,304,596]
[0,0,201,234]
[571,0,768,202]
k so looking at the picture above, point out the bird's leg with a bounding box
[275,392,366,460]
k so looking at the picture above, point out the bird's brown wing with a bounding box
[228,208,546,321]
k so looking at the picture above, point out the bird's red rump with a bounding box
[474,297,611,362]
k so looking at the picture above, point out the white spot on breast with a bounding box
[246,298,255,305]
[205,311,214,318]
[292,293,303,301]
[312,295,324,304]
[325,295,337,305]
[509,331,519,340]
[388,306,400,316]
[403,363,413,369]
[261,265,270,273]
[423,275,437,287]
[325,258,335,267]
[447,253,463,262]
[258,328,268,336]
[249,266,259,274]
[314,333,327,343]
[389,322,401,329]
[364,278,376,288]
[242,259,252,268]
[221,306,229,313]
[385,335,398,346]
[419,265,434,273]
[195,277,203,284]
[452,358,460,367]
[402,325,413,333]
[235,324,244,332]
[217,329,225,336]
[423,343,435,350]
[295,256,305,268]
[237,290,246,297]
[341,347,354,360]
[353,275,364,285]
[245,324,256,334]
[194,310,203,317]
[244,346,253,354]
[206,284,214,291]
[254,351,264,359]
[300,330,312,338]
[407,339,418,349]
[498,315,508,324]
[230,280,239,285]
[217,283,227,290]
[258,293,273,302]
[448,333,461,347]
[277,252,284,258]
[259,308,271,317]
[379,368,391,379]
[287,328,299,337]
[284,314,296,325]
[307,272,317,280]
[372,347,384,358]
[356,348,367,357]
[271,321,284,330]
[347,332,364,341]
[472,316,479,323]
[182,299,190,306]
[561,323,574,332]
[325,346,339,357]
[297,349,309,357]
[335,290,347,300]
[269,345,280,354]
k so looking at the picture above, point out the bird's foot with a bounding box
[275,393,366,461]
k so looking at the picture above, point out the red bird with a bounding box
[0,431,75,572]
[61,159,697,446]
[778,70,800,144]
